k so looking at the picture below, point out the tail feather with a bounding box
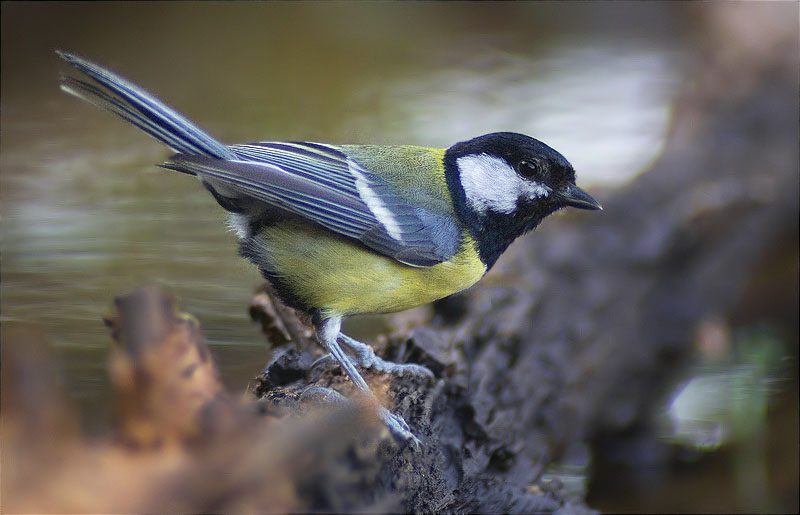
[57,51,236,160]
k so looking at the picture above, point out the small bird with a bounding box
[57,51,601,444]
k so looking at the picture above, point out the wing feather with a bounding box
[167,142,461,266]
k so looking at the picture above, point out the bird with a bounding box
[57,50,601,445]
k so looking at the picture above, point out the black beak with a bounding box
[560,183,602,211]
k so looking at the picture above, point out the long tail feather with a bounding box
[57,51,236,160]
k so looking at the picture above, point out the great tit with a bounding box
[57,51,601,444]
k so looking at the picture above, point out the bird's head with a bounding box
[444,132,601,267]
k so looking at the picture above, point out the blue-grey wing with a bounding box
[165,142,461,267]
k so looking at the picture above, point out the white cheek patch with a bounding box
[348,159,404,241]
[457,154,550,215]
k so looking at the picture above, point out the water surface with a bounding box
[1,1,683,432]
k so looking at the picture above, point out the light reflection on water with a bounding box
[351,42,681,185]
[1,4,683,435]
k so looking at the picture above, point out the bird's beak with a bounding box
[559,183,602,210]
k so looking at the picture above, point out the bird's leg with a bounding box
[338,333,434,379]
[310,333,434,380]
[315,316,419,445]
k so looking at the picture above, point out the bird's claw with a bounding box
[340,335,434,380]
[310,353,336,373]
[311,344,434,382]
[379,407,421,448]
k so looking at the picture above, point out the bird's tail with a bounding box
[57,50,236,161]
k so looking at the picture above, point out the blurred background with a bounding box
[1,2,797,512]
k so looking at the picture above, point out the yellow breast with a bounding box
[250,219,486,318]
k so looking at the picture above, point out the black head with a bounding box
[443,132,601,268]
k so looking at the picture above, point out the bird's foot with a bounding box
[300,387,420,447]
[313,317,423,447]
[310,334,434,380]
[339,334,435,380]
[379,406,421,448]
[309,353,337,374]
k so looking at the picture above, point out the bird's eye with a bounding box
[518,160,544,179]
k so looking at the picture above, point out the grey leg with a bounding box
[339,334,434,379]
[315,317,419,445]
